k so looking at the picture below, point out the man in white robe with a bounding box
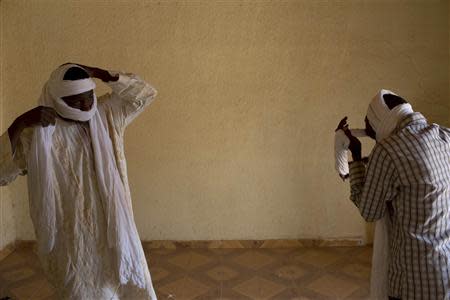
[0,63,158,300]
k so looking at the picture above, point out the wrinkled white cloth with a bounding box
[366,89,414,300]
[334,128,366,177]
[370,216,391,300]
[29,65,97,255]
[0,64,158,300]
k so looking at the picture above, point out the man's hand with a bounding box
[64,63,119,83]
[336,117,362,161]
[335,116,349,132]
[16,106,58,128]
[8,106,58,152]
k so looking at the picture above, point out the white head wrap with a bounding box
[28,64,152,291]
[366,89,414,141]
[39,64,97,120]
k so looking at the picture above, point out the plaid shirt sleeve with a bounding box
[349,144,398,222]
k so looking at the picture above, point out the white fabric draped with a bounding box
[29,65,97,254]
[366,89,414,300]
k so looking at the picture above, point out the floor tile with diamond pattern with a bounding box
[0,246,372,299]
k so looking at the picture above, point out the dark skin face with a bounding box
[61,90,94,112]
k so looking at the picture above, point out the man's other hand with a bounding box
[8,106,58,153]
[18,106,58,128]
[336,116,362,161]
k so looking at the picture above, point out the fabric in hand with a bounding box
[334,128,366,177]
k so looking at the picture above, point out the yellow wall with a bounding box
[1,0,449,244]
[0,0,17,250]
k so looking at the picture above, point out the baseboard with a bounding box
[142,238,365,249]
[9,238,365,252]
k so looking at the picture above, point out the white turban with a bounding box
[366,89,414,141]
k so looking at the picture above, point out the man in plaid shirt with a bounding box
[337,90,450,300]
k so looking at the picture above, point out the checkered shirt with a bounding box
[349,112,450,299]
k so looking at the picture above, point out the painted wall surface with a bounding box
[0,0,17,250]
[1,0,449,244]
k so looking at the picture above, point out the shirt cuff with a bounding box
[349,161,365,186]
[107,72,133,94]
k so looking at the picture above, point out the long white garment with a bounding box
[366,89,413,300]
[370,216,390,300]
[0,67,157,300]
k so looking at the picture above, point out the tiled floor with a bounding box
[0,246,372,299]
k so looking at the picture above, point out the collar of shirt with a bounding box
[396,112,427,130]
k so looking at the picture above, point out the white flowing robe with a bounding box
[0,73,157,300]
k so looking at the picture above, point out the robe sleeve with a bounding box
[348,144,398,222]
[101,72,158,129]
[0,129,29,186]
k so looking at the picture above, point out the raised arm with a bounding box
[74,63,157,129]
[348,144,398,221]
[104,72,157,129]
